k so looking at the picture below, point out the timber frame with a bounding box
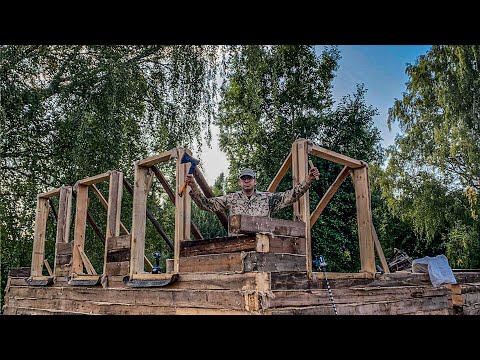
[267,138,389,274]
[28,139,388,287]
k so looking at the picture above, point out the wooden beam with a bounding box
[77,245,97,275]
[152,165,205,239]
[53,186,73,277]
[353,166,375,273]
[308,143,364,168]
[130,162,153,277]
[75,171,112,187]
[229,214,306,237]
[38,187,61,199]
[193,166,229,232]
[267,151,292,192]
[43,259,53,276]
[91,184,129,235]
[310,166,350,226]
[296,139,312,273]
[123,176,174,251]
[372,226,390,273]
[175,148,190,272]
[292,140,301,221]
[31,196,49,277]
[72,184,89,274]
[103,171,123,275]
[137,149,177,167]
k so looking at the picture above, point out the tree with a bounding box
[0,45,222,311]
[216,45,384,271]
[381,45,480,267]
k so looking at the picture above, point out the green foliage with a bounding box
[445,222,480,269]
[217,45,385,272]
[380,45,480,266]
[0,45,221,311]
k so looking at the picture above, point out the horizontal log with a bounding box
[8,267,31,277]
[267,286,448,308]
[243,253,306,272]
[256,234,306,255]
[6,286,248,311]
[179,253,243,273]
[106,235,131,251]
[55,253,72,266]
[270,272,375,290]
[180,235,256,257]
[229,215,306,237]
[106,248,130,263]
[56,242,74,255]
[105,261,129,276]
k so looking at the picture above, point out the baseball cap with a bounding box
[239,168,256,179]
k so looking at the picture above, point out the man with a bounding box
[185,166,320,218]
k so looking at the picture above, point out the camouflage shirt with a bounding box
[189,180,312,218]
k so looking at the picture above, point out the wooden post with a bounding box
[296,139,311,273]
[291,141,301,221]
[31,196,49,277]
[130,161,153,277]
[72,184,89,274]
[53,186,73,276]
[103,171,123,274]
[175,148,191,272]
[353,166,375,273]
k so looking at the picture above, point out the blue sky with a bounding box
[329,45,432,147]
[200,45,432,184]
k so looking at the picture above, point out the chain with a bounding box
[316,255,338,315]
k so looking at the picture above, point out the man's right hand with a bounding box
[185,173,197,192]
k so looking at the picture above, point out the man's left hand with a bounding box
[308,167,320,183]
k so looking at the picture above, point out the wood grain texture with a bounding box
[229,215,306,237]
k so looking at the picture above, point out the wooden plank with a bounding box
[103,171,123,274]
[56,241,74,255]
[106,234,131,251]
[270,272,375,290]
[8,267,31,277]
[180,235,257,257]
[243,252,306,272]
[77,245,97,275]
[31,196,49,277]
[229,214,306,237]
[105,261,129,276]
[353,166,375,273]
[292,140,301,221]
[267,286,448,308]
[372,225,390,273]
[130,162,152,277]
[256,233,306,255]
[38,187,61,199]
[308,143,364,168]
[7,286,248,311]
[55,253,72,266]
[53,186,73,277]
[310,166,350,226]
[296,139,311,273]
[175,148,191,272]
[106,248,130,262]
[54,186,72,243]
[72,184,88,274]
[267,151,292,192]
[75,171,112,186]
[137,148,176,167]
[91,184,129,235]
[44,260,53,276]
[179,253,244,272]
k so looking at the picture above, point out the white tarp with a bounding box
[412,254,457,287]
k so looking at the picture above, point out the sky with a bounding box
[198,45,432,185]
